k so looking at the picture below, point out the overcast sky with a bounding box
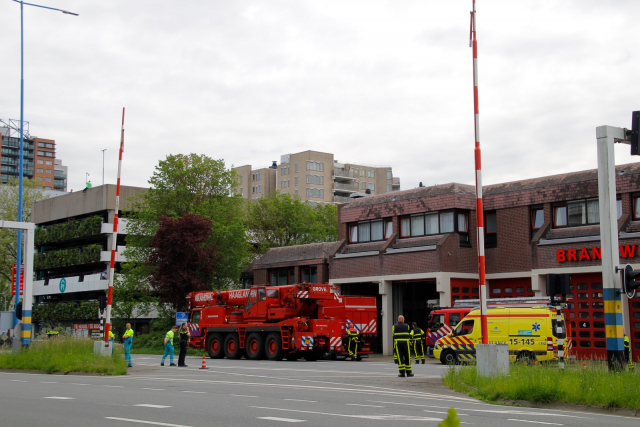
[1,0,639,193]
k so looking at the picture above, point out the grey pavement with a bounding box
[0,354,637,427]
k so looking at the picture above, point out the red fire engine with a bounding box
[186,283,377,361]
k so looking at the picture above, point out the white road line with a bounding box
[11,380,27,382]
[40,381,58,384]
[284,399,317,403]
[346,403,384,408]
[105,417,192,427]
[135,404,172,409]
[249,406,441,421]
[44,397,74,400]
[232,394,258,398]
[181,391,206,394]
[142,388,165,391]
[507,420,563,426]
[105,385,124,388]
[71,383,90,386]
[257,417,306,423]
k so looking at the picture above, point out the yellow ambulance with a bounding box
[433,306,562,364]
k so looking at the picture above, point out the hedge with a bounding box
[32,301,99,323]
[34,244,102,270]
[35,215,103,245]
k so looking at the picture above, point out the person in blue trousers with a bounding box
[161,326,179,366]
[122,323,134,367]
[108,325,115,356]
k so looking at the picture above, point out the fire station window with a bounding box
[349,220,385,242]
[577,283,588,290]
[554,199,600,227]
[400,218,410,237]
[554,206,567,227]
[440,212,454,233]
[462,287,469,293]
[571,321,576,329]
[579,331,590,338]
[485,211,497,247]
[592,292,603,299]
[634,302,640,309]
[491,288,501,294]
[384,220,393,239]
[578,293,588,299]
[359,222,371,242]
[592,283,603,290]
[594,341,606,348]
[592,302,604,309]
[449,313,461,327]
[578,312,589,319]
[458,213,468,232]
[592,312,604,319]
[594,331,606,338]
[636,323,640,329]
[371,220,384,241]
[579,321,590,328]
[571,331,576,337]
[594,321,605,328]
[454,320,474,336]
[578,303,589,309]
[580,341,592,348]
[504,287,513,294]
[350,225,358,242]
[452,287,460,293]
[300,266,317,283]
[634,195,640,219]
[634,312,640,319]
[426,213,438,234]
[516,287,524,293]
[472,288,479,294]
[531,207,544,229]
[411,215,424,236]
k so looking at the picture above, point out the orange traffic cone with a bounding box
[582,361,587,371]
[199,354,209,370]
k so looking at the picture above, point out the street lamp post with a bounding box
[102,149,107,185]
[11,0,78,335]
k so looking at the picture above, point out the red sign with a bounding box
[10,264,24,296]
[73,323,101,330]
[557,244,638,262]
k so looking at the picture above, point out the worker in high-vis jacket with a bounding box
[161,326,179,366]
[624,334,633,369]
[122,323,134,367]
[347,322,359,360]
[411,322,425,364]
[393,315,414,377]
[108,326,115,355]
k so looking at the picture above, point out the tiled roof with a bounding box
[343,183,476,209]
[254,241,342,265]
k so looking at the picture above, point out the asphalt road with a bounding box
[0,354,637,427]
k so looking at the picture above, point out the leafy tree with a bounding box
[246,191,338,254]
[147,213,217,311]
[0,178,48,305]
[121,153,250,309]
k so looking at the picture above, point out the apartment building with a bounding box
[1,120,64,191]
[233,150,401,204]
[53,159,68,192]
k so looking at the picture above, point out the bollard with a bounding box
[199,354,209,370]
[582,361,587,371]
[534,361,538,366]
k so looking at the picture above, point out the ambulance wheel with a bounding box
[265,333,284,361]
[245,333,265,360]
[440,350,457,365]
[516,351,533,364]
[206,333,224,359]
[224,333,242,359]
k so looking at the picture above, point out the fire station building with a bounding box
[252,162,640,360]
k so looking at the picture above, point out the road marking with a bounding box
[11,380,27,382]
[105,417,192,427]
[346,403,384,408]
[232,394,258,398]
[507,420,563,426]
[135,404,172,409]
[181,391,206,394]
[250,406,441,421]
[44,396,74,400]
[257,417,306,423]
[142,388,165,391]
[284,399,317,403]
[40,381,58,384]
[105,385,124,388]
[71,383,90,386]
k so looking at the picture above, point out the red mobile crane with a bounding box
[186,283,377,361]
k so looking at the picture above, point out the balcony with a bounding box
[54,172,66,179]
[333,195,352,203]
[333,168,355,181]
[333,182,356,193]
[392,177,401,189]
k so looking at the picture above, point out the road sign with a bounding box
[176,312,188,326]
[59,278,67,293]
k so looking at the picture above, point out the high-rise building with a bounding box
[1,120,63,191]
[233,150,401,204]
[53,159,68,192]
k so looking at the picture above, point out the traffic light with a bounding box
[546,273,571,295]
[98,294,107,314]
[15,299,23,320]
[622,264,640,298]
[630,111,640,156]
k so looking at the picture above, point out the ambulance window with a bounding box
[594,342,606,348]
[592,302,603,309]
[191,311,200,324]
[594,322,605,328]
[454,320,474,336]
[449,313,461,327]
[593,312,604,319]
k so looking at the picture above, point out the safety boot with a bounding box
[407,372,414,377]
[422,360,425,364]
[398,372,405,377]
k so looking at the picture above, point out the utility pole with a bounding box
[101,149,107,185]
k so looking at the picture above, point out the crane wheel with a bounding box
[246,333,265,360]
[265,333,284,361]
[206,333,224,359]
[224,333,242,359]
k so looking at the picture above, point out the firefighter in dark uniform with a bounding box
[347,322,359,360]
[393,315,414,377]
[411,322,425,364]
[178,323,190,367]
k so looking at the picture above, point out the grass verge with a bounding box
[0,338,128,375]
[443,360,640,411]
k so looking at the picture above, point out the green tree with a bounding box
[0,178,48,305]
[246,191,338,254]
[122,154,251,294]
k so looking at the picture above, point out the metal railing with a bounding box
[334,195,352,203]
[333,168,354,178]
[334,182,355,191]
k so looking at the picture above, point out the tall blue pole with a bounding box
[14,1,25,332]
